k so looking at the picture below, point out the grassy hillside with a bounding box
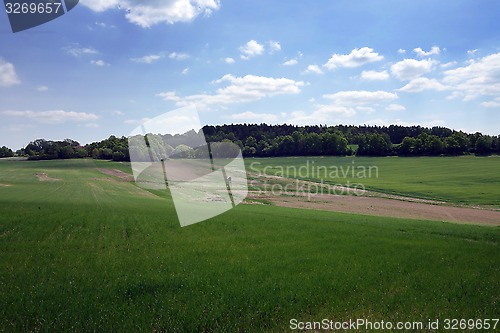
[246,156,500,206]
[0,159,499,332]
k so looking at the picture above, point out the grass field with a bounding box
[0,159,499,332]
[246,156,500,207]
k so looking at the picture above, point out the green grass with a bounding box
[0,159,499,332]
[246,155,500,206]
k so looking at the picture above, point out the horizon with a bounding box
[1,0,500,150]
[7,122,499,151]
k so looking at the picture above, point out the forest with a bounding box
[4,124,500,161]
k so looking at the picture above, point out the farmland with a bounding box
[246,156,500,207]
[0,158,499,332]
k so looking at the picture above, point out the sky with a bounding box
[1,0,499,150]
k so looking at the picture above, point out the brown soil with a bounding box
[35,173,61,182]
[0,184,12,187]
[96,168,134,182]
[248,192,500,226]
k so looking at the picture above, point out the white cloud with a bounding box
[239,40,264,60]
[64,44,98,57]
[398,49,406,54]
[90,59,110,66]
[229,111,278,122]
[323,47,383,70]
[124,117,151,125]
[386,104,406,111]
[168,52,189,60]
[467,49,479,56]
[413,46,440,57]
[360,70,389,81]
[80,0,221,28]
[303,64,323,74]
[131,54,163,63]
[442,52,500,101]
[3,110,99,123]
[440,61,457,69]
[36,85,49,92]
[391,58,436,81]
[363,118,445,128]
[0,59,20,87]
[158,74,304,109]
[323,90,398,105]
[398,77,449,93]
[481,100,500,108]
[224,57,235,64]
[268,40,281,53]
[283,59,298,66]
[302,90,398,121]
[182,67,189,75]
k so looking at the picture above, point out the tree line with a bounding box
[3,124,499,160]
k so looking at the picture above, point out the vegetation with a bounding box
[5,124,500,162]
[0,159,498,332]
[246,156,500,207]
[0,146,14,158]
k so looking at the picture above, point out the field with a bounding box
[246,156,500,207]
[0,158,499,332]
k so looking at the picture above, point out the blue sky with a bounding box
[1,0,499,149]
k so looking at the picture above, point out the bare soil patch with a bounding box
[35,173,61,182]
[248,192,500,226]
[0,183,12,187]
[96,168,134,182]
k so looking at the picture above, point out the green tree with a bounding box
[475,135,493,155]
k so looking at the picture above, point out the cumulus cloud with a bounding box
[323,47,383,70]
[467,49,479,56]
[90,59,110,66]
[224,57,235,64]
[283,59,298,66]
[131,54,163,63]
[304,90,398,121]
[80,0,221,28]
[360,70,389,81]
[2,110,99,123]
[239,40,265,60]
[398,49,406,54]
[413,46,440,57]
[303,64,323,74]
[323,90,398,105]
[391,58,436,81]
[0,59,20,87]
[229,111,278,122]
[386,104,406,111]
[442,52,500,101]
[168,52,189,60]
[481,100,500,108]
[64,44,98,57]
[398,77,449,92]
[268,40,281,53]
[158,74,305,109]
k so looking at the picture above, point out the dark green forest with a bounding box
[4,124,500,161]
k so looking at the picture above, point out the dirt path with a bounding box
[35,173,61,182]
[246,174,500,226]
[96,168,134,182]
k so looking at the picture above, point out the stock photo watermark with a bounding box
[248,160,378,200]
[4,0,79,33]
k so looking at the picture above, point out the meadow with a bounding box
[0,158,499,332]
[246,156,500,207]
